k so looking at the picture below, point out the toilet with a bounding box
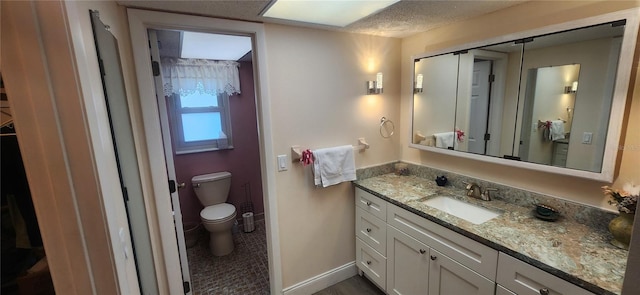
[191,171,237,256]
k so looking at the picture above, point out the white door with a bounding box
[467,60,492,155]
[428,249,494,295]
[148,29,192,294]
[387,226,430,295]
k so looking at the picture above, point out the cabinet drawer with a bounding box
[356,188,387,221]
[387,203,498,280]
[356,237,386,290]
[497,253,595,295]
[356,207,386,255]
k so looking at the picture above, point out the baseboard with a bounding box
[282,261,357,295]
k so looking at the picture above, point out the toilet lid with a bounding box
[201,203,236,220]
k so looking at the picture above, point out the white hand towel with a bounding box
[433,132,455,149]
[549,120,565,141]
[313,145,356,188]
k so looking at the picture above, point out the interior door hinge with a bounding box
[152,61,160,77]
[484,133,491,141]
[168,179,176,194]
[488,74,495,83]
[183,281,191,293]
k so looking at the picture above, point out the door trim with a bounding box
[127,9,282,294]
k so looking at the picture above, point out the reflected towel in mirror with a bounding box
[433,132,455,149]
[550,120,565,141]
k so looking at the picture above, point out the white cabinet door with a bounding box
[496,285,517,295]
[387,226,430,295]
[429,249,495,295]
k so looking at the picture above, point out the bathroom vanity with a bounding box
[353,173,627,295]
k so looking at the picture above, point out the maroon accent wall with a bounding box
[171,61,263,224]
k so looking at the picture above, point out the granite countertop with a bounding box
[354,173,629,295]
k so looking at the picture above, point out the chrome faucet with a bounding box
[464,182,497,201]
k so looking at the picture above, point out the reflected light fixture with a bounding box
[262,0,400,27]
[367,72,383,95]
[564,81,578,94]
[414,74,424,93]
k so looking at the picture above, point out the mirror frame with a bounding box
[409,8,639,182]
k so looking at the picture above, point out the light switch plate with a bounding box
[277,154,288,171]
[582,132,593,144]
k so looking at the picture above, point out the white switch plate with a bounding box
[582,132,593,144]
[277,154,288,171]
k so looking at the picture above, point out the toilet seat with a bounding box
[201,203,236,223]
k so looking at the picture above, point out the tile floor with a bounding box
[187,219,269,295]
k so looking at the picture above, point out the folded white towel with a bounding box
[433,132,455,149]
[549,120,565,141]
[313,145,356,187]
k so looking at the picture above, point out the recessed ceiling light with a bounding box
[262,0,400,27]
[181,32,252,61]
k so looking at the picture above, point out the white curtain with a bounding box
[161,58,241,97]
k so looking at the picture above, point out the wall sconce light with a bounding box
[564,81,578,94]
[366,72,383,95]
[414,74,424,93]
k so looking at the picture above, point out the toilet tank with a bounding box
[191,172,232,206]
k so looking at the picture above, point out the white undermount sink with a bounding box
[423,196,501,225]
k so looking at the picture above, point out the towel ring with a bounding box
[380,117,395,138]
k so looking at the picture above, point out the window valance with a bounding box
[161,58,241,97]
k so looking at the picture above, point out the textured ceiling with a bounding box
[118,0,527,38]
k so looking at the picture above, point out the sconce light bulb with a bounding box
[376,72,383,90]
[416,74,424,89]
[571,81,578,92]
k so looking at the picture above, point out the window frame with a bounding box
[168,92,233,154]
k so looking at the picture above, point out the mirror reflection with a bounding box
[412,54,459,149]
[412,20,625,173]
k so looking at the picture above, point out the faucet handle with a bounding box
[481,187,498,200]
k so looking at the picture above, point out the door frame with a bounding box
[127,9,282,294]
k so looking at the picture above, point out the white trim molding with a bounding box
[282,262,357,295]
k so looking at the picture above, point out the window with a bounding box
[169,91,233,154]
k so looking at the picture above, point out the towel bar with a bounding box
[291,138,369,162]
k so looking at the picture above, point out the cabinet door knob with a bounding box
[366,228,372,233]
[419,249,426,254]
[430,255,437,261]
[366,201,372,206]
[539,288,549,295]
[366,260,372,265]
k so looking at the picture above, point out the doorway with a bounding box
[0,76,55,295]
[127,9,281,294]
[150,28,268,294]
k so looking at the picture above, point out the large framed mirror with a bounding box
[410,9,639,181]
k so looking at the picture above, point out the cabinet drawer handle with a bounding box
[430,255,437,261]
[539,288,549,295]
[365,201,372,206]
[366,228,372,233]
[419,249,426,254]
[366,260,372,265]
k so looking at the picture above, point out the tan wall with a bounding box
[401,1,640,210]
[263,24,401,287]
